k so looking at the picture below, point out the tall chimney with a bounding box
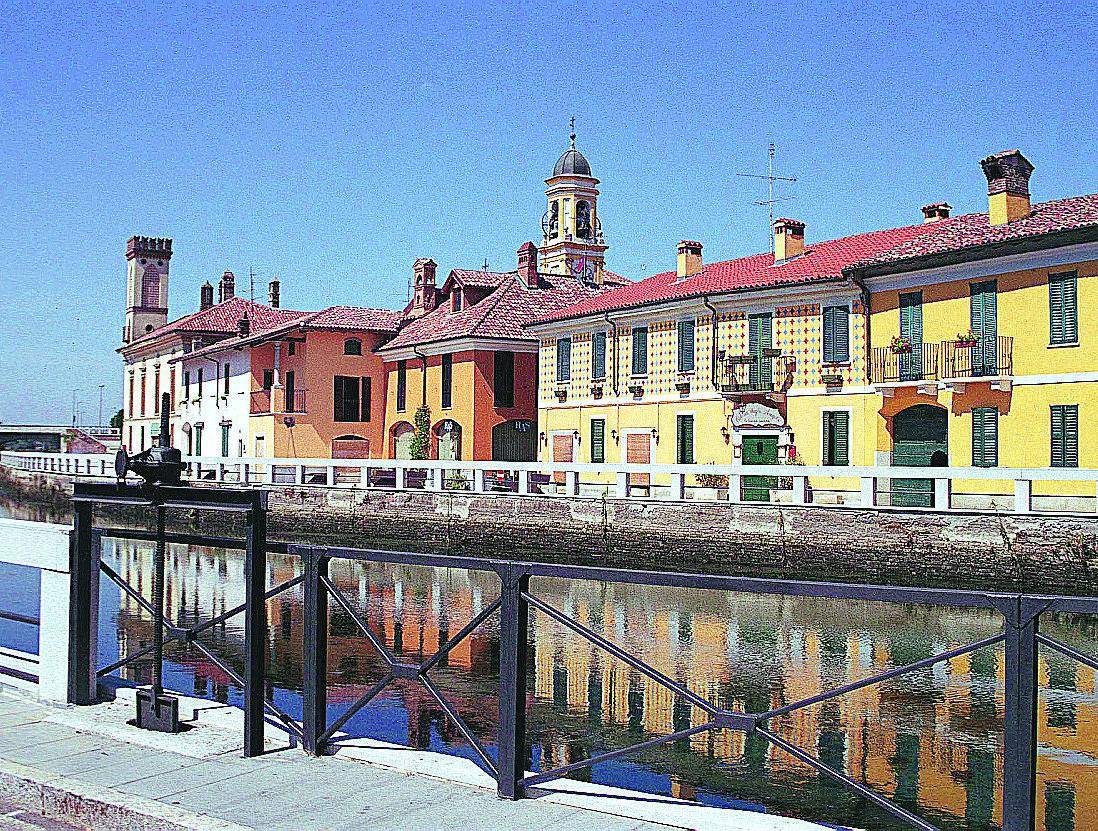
[920,203,952,223]
[981,150,1034,226]
[676,240,702,279]
[411,258,438,316]
[219,271,236,302]
[268,278,280,308]
[200,281,214,310]
[517,241,539,288]
[773,218,805,261]
[238,314,250,337]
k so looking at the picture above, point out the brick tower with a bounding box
[123,236,172,343]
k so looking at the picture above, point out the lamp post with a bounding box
[98,385,105,428]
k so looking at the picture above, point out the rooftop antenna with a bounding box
[569,114,576,149]
[248,268,257,304]
[483,257,489,271]
[737,143,797,252]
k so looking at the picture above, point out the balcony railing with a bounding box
[250,388,308,414]
[873,337,1013,384]
[718,350,796,396]
[873,343,940,383]
[941,335,1013,379]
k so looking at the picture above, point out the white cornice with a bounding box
[377,337,538,361]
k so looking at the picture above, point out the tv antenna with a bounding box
[737,143,797,252]
[248,268,257,303]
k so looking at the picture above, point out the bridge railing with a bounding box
[0,517,76,702]
[5,449,1098,515]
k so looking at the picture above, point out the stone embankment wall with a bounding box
[4,465,1097,595]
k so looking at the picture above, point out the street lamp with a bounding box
[98,384,105,428]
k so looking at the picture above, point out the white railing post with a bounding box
[791,475,808,506]
[396,465,407,489]
[326,464,335,487]
[518,469,529,495]
[615,472,628,498]
[934,478,952,511]
[566,470,579,496]
[728,473,742,504]
[360,465,370,488]
[1014,479,1032,513]
[861,476,876,508]
[429,465,443,491]
[668,473,685,501]
[473,467,485,493]
[295,464,304,485]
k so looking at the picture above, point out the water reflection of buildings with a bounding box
[106,541,1097,831]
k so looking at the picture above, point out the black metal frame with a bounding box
[68,500,1098,830]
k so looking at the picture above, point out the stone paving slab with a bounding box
[0,690,838,831]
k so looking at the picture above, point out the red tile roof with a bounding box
[122,296,308,351]
[382,270,619,350]
[534,222,941,324]
[851,193,1098,270]
[305,306,404,332]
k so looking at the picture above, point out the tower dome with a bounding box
[551,118,593,178]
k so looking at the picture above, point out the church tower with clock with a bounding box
[539,122,608,282]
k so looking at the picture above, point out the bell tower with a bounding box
[123,236,172,343]
[539,119,607,282]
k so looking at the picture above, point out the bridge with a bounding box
[0,425,116,453]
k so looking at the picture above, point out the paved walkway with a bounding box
[0,691,831,831]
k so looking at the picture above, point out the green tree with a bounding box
[109,408,124,430]
[411,405,431,460]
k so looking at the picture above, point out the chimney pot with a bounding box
[219,271,236,302]
[517,241,539,288]
[268,278,280,308]
[200,281,214,311]
[773,218,806,261]
[676,240,703,279]
[238,315,250,337]
[921,202,952,223]
[981,149,1034,225]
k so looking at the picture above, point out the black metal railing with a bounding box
[872,342,940,383]
[942,335,1013,379]
[67,487,1096,831]
[718,351,796,395]
[249,388,307,415]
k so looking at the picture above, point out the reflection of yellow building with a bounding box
[530,150,1098,510]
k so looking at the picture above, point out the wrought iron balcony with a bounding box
[718,350,796,397]
[872,343,940,384]
[250,388,307,414]
[941,335,1013,380]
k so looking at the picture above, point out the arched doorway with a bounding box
[391,422,414,459]
[491,419,537,462]
[892,404,948,507]
[434,419,462,461]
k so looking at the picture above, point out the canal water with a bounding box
[1,494,1095,830]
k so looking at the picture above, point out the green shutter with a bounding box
[748,314,772,389]
[971,281,998,375]
[676,415,694,464]
[824,411,849,466]
[592,332,606,379]
[677,319,695,372]
[1051,405,1079,468]
[632,327,648,375]
[361,377,371,422]
[556,338,571,382]
[591,419,605,463]
[972,407,999,467]
[1050,272,1078,345]
[221,424,230,457]
[823,306,850,363]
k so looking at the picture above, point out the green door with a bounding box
[742,435,779,501]
[899,291,923,381]
[748,314,773,391]
[892,405,947,507]
[970,280,997,376]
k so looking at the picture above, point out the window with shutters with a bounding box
[822,411,850,466]
[676,414,695,464]
[822,305,850,364]
[396,360,407,412]
[441,354,453,409]
[223,363,230,395]
[333,376,361,422]
[183,371,191,399]
[1049,271,1078,345]
[972,407,999,467]
[261,370,273,390]
[221,423,230,457]
[555,338,572,382]
[592,331,607,380]
[631,327,648,376]
[677,319,696,373]
[1051,405,1079,468]
[343,338,362,356]
[590,419,606,463]
[493,351,514,408]
[970,281,998,377]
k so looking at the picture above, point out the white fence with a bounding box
[0,517,74,702]
[5,450,1098,515]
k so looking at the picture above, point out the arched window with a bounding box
[549,201,560,239]
[344,338,362,356]
[576,201,591,239]
[141,265,160,307]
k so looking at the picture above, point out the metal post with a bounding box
[302,553,329,755]
[67,508,99,705]
[151,504,166,704]
[497,566,530,799]
[243,492,268,757]
[1002,598,1038,831]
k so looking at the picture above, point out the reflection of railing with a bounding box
[54,502,1098,830]
[250,388,307,414]
[873,343,940,383]
[717,351,796,395]
[942,335,1013,379]
[250,389,272,414]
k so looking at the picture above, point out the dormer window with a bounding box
[344,338,362,356]
[452,289,463,312]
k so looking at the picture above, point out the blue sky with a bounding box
[0,0,1094,423]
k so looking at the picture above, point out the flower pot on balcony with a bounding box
[590,384,604,399]
[675,380,691,396]
[628,383,644,398]
[555,388,568,402]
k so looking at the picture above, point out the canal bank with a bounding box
[3,464,1098,594]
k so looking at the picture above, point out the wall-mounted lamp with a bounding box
[572,429,581,443]
[650,428,659,445]
[720,426,730,444]
[539,431,547,446]
[610,429,619,442]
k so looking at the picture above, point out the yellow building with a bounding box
[529,149,1098,507]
